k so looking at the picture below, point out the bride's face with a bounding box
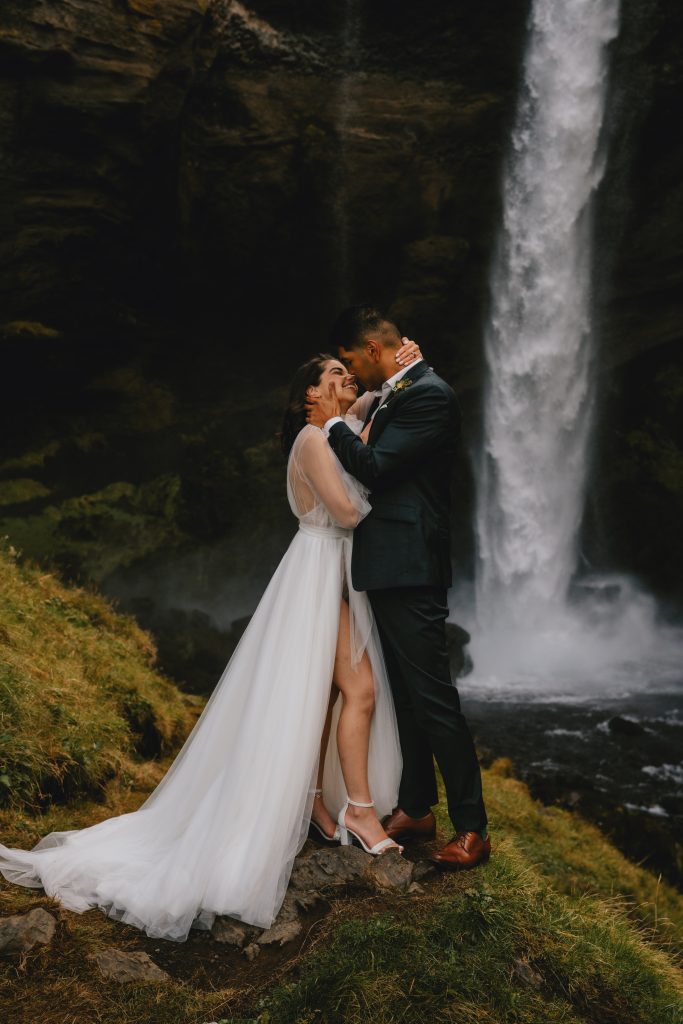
[310,359,358,412]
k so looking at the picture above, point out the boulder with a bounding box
[92,948,171,984]
[364,848,415,892]
[257,893,302,947]
[608,716,646,737]
[412,860,438,883]
[513,958,544,990]
[210,916,258,948]
[289,844,370,894]
[0,907,57,955]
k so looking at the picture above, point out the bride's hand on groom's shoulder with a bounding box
[306,382,340,428]
[396,337,423,366]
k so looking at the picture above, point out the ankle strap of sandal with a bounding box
[347,797,375,808]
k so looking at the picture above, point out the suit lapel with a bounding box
[367,362,431,445]
[362,395,381,431]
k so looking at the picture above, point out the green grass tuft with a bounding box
[255,840,683,1024]
[0,542,194,813]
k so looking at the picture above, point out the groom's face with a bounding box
[338,340,383,391]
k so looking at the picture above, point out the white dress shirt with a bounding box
[324,358,423,434]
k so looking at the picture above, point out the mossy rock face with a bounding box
[118,691,166,759]
[0,475,186,583]
[0,479,51,506]
[0,442,62,474]
[586,341,683,603]
[0,321,62,341]
[0,542,194,811]
[87,367,177,434]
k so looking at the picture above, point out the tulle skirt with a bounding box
[0,526,401,941]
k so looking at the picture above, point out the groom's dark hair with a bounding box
[331,305,402,350]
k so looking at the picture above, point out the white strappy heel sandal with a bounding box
[309,788,342,843]
[338,797,403,856]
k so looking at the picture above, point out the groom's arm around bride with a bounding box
[307,305,490,871]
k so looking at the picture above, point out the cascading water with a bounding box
[466,0,683,690]
[476,0,619,630]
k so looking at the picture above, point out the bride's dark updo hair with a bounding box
[280,353,335,455]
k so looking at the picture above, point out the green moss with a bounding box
[0,478,51,506]
[0,440,61,473]
[0,542,193,810]
[0,475,186,582]
[88,366,176,432]
[259,845,683,1023]
[626,425,683,494]
[480,761,683,951]
[228,764,683,1023]
[0,320,62,340]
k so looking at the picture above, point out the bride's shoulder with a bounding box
[290,424,325,455]
[297,424,325,443]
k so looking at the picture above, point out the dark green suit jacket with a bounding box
[328,361,458,591]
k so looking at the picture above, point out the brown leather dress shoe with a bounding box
[382,807,437,843]
[430,831,491,871]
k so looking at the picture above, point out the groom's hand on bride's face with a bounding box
[306,381,341,427]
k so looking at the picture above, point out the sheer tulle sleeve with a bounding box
[296,427,371,528]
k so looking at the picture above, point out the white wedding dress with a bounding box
[0,420,401,942]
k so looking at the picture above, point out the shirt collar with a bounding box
[381,357,423,394]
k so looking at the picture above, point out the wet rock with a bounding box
[513,958,544,990]
[0,0,208,319]
[412,860,438,883]
[364,848,414,891]
[445,621,473,677]
[0,907,57,955]
[291,888,324,913]
[211,916,258,948]
[257,917,302,947]
[257,893,302,947]
[608,716,646,736]
[92,948,171,984]
[289,844,370,893]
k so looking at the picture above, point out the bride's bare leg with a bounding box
[334,600,395,850]
[311,686,339,838]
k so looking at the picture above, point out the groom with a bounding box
[307,305,489,869]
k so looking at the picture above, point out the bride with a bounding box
[0,341,422,943]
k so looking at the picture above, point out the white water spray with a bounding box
[476,0,620,630]
[467,0,683,691]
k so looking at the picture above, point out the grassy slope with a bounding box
[254,773,683,1024]
[0,549,681,1023]
[0,543,195,814]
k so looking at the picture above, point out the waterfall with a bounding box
[475,0,621,633]
[467,0,683,693]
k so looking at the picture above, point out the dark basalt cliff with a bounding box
[0,0,681,684]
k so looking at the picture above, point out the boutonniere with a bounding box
[392,378,413,393]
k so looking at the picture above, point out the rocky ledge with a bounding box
[209,842,431,958]
[0,842,435,981]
